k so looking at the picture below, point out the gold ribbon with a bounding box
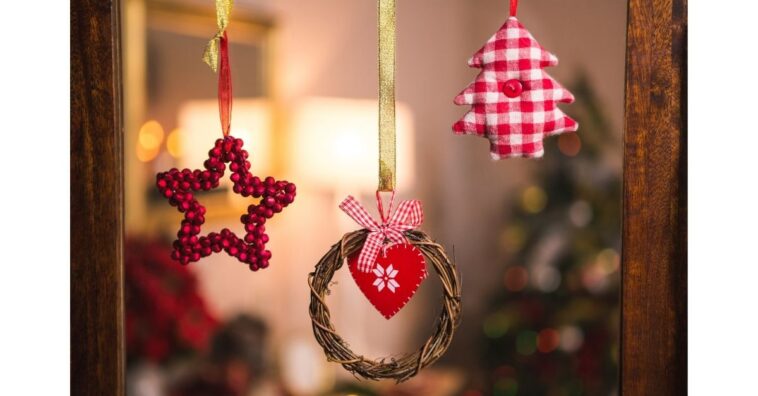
[202,0,234,72]
[378,0,396,191]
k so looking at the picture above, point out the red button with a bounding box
[503,79,523,98]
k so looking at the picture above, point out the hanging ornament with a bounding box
[453,0,578,159]
[308,0,461,382]
[342,194,427,319]
[155,1,296,270]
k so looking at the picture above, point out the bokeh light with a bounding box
[494,377,519,396]
[516,331,538,355]
[504,266,529,292]
[494,364,516,379]
[557,133,582,156]
[166,128,182,158]
[521,186,548,214]
[559,326,584,353]
[581,262,610,294]
[483,312,511,339]
[532,266,561,292]
[597,248,620,275]
[138,120,164,149]
[568,200,593,227]
[136,120,164,162]
[537,328,561,353]
[500,224,526,252]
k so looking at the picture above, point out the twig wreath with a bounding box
[308,230,462,382]
[308,0,462,381]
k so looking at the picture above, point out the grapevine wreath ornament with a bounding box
[155,0,296,270]
[453,0,578,159]
[308,0,461,382]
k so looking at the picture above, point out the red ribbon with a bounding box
[339,192,424,273]
[218,31,233,137]
[510,0,519,17]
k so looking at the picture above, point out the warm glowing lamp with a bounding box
[177,99,273,175]
[136,120,165,162]
[290,97,415,192]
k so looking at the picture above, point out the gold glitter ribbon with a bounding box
[378,0,396,191]
[202,0,234,72]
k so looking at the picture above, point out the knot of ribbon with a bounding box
[202,0,234,72]
[339,192,423,273]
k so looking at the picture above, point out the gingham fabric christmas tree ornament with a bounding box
[453,0,577,159]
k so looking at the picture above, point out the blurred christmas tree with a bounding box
[478,73,621,396]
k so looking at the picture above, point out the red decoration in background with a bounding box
[348,243,427,319]
[155,136,296,270]
[125,239,219,362]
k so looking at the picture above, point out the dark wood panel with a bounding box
[621,0,687,395]
[71,0,125,394]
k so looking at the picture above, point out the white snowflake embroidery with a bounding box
[372,264,400,293]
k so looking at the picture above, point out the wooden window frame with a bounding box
[70,0,687,394]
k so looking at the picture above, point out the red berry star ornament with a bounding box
[155,136,296,270]
[453,0,577,159]
[155,14,296,270]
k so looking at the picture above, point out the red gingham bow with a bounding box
[339,192,424,273]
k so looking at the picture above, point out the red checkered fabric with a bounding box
[339,194,424,273]
[453,17,577,159]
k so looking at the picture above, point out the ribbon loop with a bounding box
[510,0,519,17]
[339,194,423,272]
[217,32,232,136]
[378,0,396,191]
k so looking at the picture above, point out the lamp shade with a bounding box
[177,99,273,176]
[290,97,415,192]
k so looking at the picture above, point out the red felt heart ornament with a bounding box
[348,243,427,319]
